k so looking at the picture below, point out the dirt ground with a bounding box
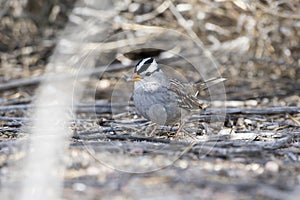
[0,0,300,199]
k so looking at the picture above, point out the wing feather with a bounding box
[168,79,208,110]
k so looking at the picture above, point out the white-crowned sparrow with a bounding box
[131,57,223,135]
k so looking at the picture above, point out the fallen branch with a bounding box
[72,133,173,144]
[0,62,131,91]
[0,101,299,115]
[0,54,199,92]
[205,107,300,115]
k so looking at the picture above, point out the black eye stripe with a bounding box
[142,68,160,76]
[137,63,151,74]
[134,58,154,73]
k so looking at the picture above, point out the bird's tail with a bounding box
[194,77,226,91]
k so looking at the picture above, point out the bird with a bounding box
[131,57,224,137]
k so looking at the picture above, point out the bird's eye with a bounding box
[145,72,151,76]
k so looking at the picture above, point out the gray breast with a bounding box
[133,82,185,125]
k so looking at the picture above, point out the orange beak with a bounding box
[131,73,142,82]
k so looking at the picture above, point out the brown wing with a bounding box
[168,79,208,110]
[194,77,226,90]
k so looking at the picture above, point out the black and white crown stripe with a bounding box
[134,57,160,75]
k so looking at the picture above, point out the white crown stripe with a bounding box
[135,57,159,75]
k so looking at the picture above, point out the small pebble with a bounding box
[265,161,279,173]
[176,4,192,12]
[244,119,253,125]
[73,183,87,192]
[128,3,140,13]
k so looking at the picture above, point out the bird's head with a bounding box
[131,57,161,82]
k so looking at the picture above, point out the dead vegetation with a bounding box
[0,0,299,199]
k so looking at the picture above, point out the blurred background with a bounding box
[0,0,299,199]
[0,0,299,104]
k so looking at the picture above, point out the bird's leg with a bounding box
[174,122,186,138]
[149,125,158,137]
